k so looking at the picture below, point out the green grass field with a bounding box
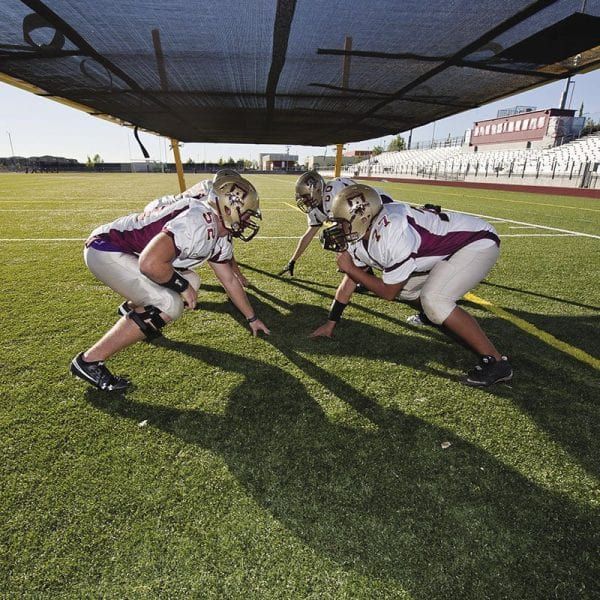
[1,173,599,599]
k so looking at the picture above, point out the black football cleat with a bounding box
[465,355,513,387]
[70,352,130,392]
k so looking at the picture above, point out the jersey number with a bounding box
[203,212,215,239]
[373,214,390,242]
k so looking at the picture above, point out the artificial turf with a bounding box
[0,173,598,598]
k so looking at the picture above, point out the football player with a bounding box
[278,171,395,283]
[70,175,270,392]
[142,168,249,287]
[142,168,241,212]
[278,171,357,277]
[310,184,512,387]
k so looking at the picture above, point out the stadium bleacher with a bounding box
[337,133,600,188]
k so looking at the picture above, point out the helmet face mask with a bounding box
[295,171,325,213]
[321,184,383,252]
[208,176,261,241]
[320,219,355,252]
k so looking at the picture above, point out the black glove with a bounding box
[278,260,295,277]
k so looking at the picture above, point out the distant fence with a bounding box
[0,163,305,176]
[326,158,600,190]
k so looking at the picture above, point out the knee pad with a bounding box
[128,305,167,340]
[420,293,455,325]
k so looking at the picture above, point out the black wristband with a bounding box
[328,299,347,322]
[160,271,190,293]
[247,315,258,323]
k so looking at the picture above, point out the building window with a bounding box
[485,125,490,135]
[529,119,537,130]
[522,118,529,129]
[515,120,522,131]
[537,116,545,128]
[508,121,514,132]
[491,124,496,134]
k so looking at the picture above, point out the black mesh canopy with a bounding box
[1,0,599,144]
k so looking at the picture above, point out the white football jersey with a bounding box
[348,203,499,284]
[306,177,355,226]
[164,203,232,268]
[89,200,231,268]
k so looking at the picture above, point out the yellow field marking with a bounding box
[284,201,304,214]
[379,181,600,212]
[465,293,600,370]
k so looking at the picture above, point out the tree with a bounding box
[372,145,384,156]
[86,153,104,169]
[387,135,406,152]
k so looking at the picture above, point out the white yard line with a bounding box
[508,225,537,229]
[0,238,86,241]
[0,234,582,242]
[501,233,578,237]
[0,208,129,212]
[0,236,301,241]
[453,210,600,239]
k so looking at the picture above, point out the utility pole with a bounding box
[559,77,572,110]
[7,131,15,156]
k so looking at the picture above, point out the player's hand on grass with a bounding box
[309,321,336,339]
[181,286,197,310]
[250,318,270,337]
[278,260,295,277]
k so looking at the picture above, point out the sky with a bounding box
[1,69,599,165]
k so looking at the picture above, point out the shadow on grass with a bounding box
[195,292,600,478]
[481,280,600,312]
[88,299,598,598]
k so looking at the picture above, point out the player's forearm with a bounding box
[219,271,255,318]
[345,266,400,301]
[230,257,242,277]
[335,274,357,304]
[291,227,318,261]
[139,257,176,284]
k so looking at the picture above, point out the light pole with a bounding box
[7,131,15,156]
[559,77,574,110]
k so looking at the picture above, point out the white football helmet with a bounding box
[295,171,325,213]
[207,175,261,241]
[320,184,382,251]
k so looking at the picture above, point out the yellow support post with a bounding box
[171,138,186,192]
[334,143,344,177]
[334,36,352,179]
